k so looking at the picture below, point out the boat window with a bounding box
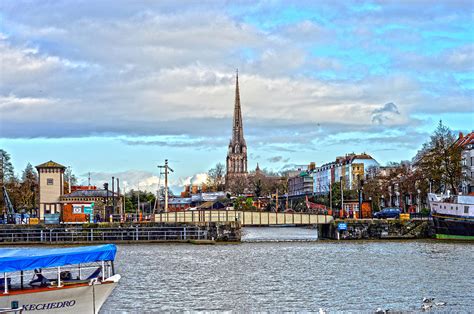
[465,206,469,214]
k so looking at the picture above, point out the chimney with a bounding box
[459,132,464,139]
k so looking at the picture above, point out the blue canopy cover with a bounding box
[0,244,117,273]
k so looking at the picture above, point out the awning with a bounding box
[0,244,117,273]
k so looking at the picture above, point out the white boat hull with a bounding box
[0,275,120,313]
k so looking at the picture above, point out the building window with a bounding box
[47,178,54,185]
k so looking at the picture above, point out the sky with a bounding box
[0,0,473,193]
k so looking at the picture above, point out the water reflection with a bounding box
[102,231,474,312]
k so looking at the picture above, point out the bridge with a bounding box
[154,210,333,226]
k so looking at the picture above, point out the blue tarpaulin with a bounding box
[0,244,116,273]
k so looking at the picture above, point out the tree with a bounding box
[0,150,14,187]
[124,189,157,213]
[64,167,78,194]
[18,163,38,210]
[206,163,225,191]
[0,150,15,212]
[228,175,248,195]
[414,121,462,194]
[233,196,255,211]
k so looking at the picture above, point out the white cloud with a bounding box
[0,1,470,147]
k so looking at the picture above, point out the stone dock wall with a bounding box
[0,222,241,244]
[319,219,434,240]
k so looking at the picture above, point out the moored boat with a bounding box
[428,193,474,240]
[0,244,120,313]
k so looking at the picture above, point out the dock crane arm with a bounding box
[2,186,15,216]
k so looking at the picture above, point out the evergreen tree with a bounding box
[0,150,15,212]
[0,149,14,187]
[19,163,38,210]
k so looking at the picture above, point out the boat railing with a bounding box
[1,261,114,295]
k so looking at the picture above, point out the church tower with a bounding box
[226,70,248,190]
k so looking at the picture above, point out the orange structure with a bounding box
[62,203,90,223]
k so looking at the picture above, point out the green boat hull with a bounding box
[436,234,474,240]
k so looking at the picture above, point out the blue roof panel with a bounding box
[0,244,117,273]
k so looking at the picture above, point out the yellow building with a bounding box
[35,160,66,219]
[351,162,365,189]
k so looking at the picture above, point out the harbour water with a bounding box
[102,227,474,312]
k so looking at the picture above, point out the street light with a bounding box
[369,197,373,217]
[417,189,421,213]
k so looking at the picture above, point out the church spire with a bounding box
[232,69,245,145]
[226,69,248,183]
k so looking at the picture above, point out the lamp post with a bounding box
[340,176,344,218]
[369,197,373,217]
[388,185,392,207]
[329,181,332,214]
[417,189,421,213]
[358,187,363,219]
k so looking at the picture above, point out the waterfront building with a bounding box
[60,187,123,222]
[312,153,379,195]
[247,164,287,198]
[288,164,315,197]
[455,131,474,194]
[35,160,66,220]
[168,197,192,211]
[226,71,248,193]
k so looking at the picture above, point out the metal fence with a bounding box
[409,213,432,220]
[0,226,208,244]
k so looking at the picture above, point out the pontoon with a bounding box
[0,244,120,313]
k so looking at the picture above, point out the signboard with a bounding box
[72,203,94,222]
[83,204,94,222]
[337,223,347,231]
[72,205,83,214]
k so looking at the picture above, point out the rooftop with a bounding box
[455,131,474,148]
[35,160,66,169]
[62,189,121,198]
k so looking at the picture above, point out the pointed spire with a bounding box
[235,68,239,108]
[232,69,245,145]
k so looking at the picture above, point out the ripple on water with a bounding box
[101,233,474,312]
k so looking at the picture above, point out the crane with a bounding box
[2,186,15,223]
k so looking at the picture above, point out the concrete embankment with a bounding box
[0,222,241,245]
[319,219,434,240]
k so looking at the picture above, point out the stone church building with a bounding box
[226,71,248,193]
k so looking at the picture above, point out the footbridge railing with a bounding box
[154,210,333,226]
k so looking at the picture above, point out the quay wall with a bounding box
[320,219,434,240]
[0,222,241,244]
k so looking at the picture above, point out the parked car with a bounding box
[373,207,401,219]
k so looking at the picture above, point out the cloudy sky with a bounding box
[1,1,472,192]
